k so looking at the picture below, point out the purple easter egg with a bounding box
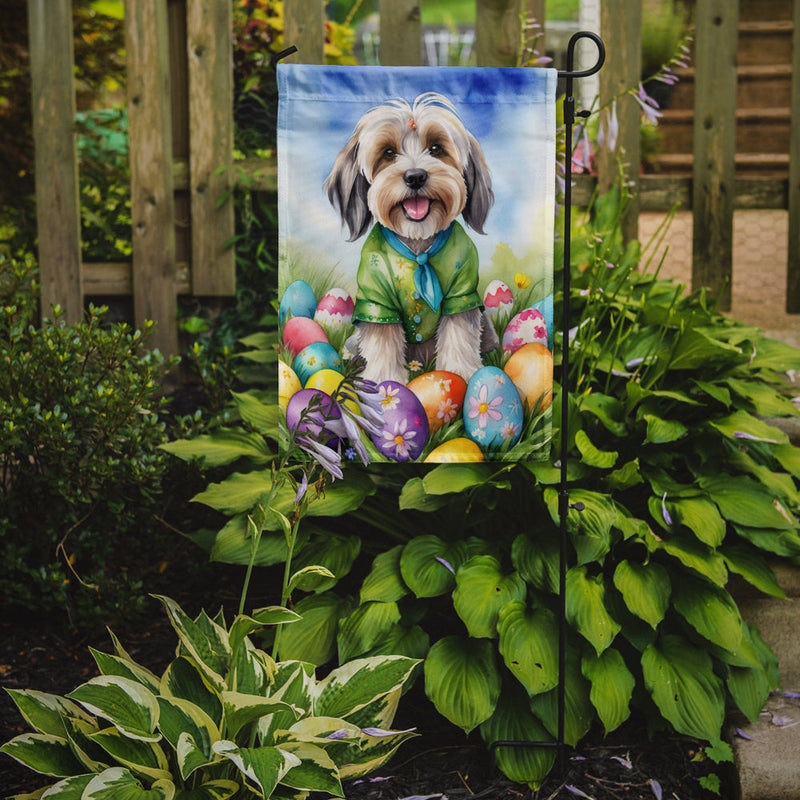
[371,381,429,462]
[285,388,341,448]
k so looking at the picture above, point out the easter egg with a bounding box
[371,380,429,462]
[502,307,549,354]
[285,388,341,447]
[424,438,485,463]
[407,370,467,434]
[292,342,343,387]
[278,360,302,411]
[504,342,554,413]
[483,279,514,321]
[280,280,317,324]
[463,366,523,451]
[314,288,354,329]
[283,316,329,360]
[304,367,344,394]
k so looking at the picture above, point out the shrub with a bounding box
[165,185,800,789]
[1,595,419,798]
[0,253,175,624]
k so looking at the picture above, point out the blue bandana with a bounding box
[380,224,453,313]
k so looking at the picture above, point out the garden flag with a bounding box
[277,65,556,463]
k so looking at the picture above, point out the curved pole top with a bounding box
[557,31,605,80]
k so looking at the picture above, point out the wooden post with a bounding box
[187,0,235,295]
[475,0,543,67]
[787,0,800,313]
[597,0,641,244]
[379,0,422,66]
[284,0,325,64]
[28,0,83,324]
[126,0,178,355]
[691,0,738,311]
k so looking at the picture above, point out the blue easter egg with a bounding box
[463,366,523,452]
[280,280,317,324]
[292,341,342,386]
[371,380,429,462]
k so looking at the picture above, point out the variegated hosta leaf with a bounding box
[81,767,175,799]
[313,656,420,721]
[275,741,344,796]
[337,601,401,663]
[160,657,222,727]
[212,740,300,798]
[231,641,276,696]
[0,733,85,777]
[66,676,160,742]
[360,545,409,603]
[171,779,239,800]
[39,773,94,798]
[612,560,670,629]
[581,649,635,735]
[90,648,161,694]
[452,556,526,639]
[528,649,594,747]
[480,681,555,790]
[258,662,315,745]
[642,634,725,741]
[221,691,299,740]
[61,716,107,773]
[156,696,219,778]
[671,574,743,653]
[88,727,171,782]
[154,596,231,690]
[334,726,418,781]
[565,566,621,655]
[424,636,501,734]
[496,601,559,696]
[228,610,299,658]
[4,689,94,737]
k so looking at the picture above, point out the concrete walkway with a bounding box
[639,210,800,798]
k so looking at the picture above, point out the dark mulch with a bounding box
[0,585,733,800]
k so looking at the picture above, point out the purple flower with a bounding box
[734,431,778,444]
[597,100,619,153]
[649,779,663,800]
[435,556,455,574]
[632,83,662,125]
[326,729,351,740]
[293,472,308,505]
[661,492,673,526]
[565,786,595,799]
[296,435,343,480]
[611,755,632,769]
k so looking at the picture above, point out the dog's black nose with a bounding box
[404,169,428,190]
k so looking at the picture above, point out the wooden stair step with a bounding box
[737,20,794,65]
[650,152,789,178]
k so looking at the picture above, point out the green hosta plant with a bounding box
[1,595,419,800]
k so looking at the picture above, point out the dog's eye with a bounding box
[429,143,444,157]
[382,148,396,160]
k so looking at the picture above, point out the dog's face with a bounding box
[324,93,493,242]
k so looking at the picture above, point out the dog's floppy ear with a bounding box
[323,136,372,241]
[461,132,494,234]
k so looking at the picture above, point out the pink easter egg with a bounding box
[283,316,329,360]
[314,288,354,329]
[483,279,514,321]
[501,307,548,354]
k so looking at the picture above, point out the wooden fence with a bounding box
[28,0,800,356]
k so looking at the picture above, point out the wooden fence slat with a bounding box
[187,0,235,295]
[787,0,800,313]
[691,0,739,311]
[125,0,178,355]
[28,0,83,324]
[475,0,540,67]
[284,0,325,65]
[598,0,642,244]
[379,0,422,66]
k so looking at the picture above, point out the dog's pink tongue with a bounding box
[403,196,430,220]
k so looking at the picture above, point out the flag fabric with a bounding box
[277,64,556,463]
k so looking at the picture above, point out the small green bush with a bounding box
[0,253,175,623]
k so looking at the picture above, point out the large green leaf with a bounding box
[721,543,786,598]
[88,727,170,782]
[29,773,93,798]
[82,768,174,800]
[208,516,294,567]
[399,536,468,598]
[156,696,219,778]
[231,392,281,436]
[277,593,351,665]
[421,463,495,494]
[579,392,627,436]
[773,443,800,478]
[0,733,85,777]
[398,478,452,511]
[641,634,725,741]
[452,556,526,639]
[221,692,297,740]
[672,575,743,652]
[668,497,726,547]
[228,609,299,657]
[612,560,670,629]
[173,781,239,800]
[733,524,800,558]
[700,475,797,529]
[496,601,558,696]
[337,601,402,662]
[4,690,93,738]
[575,429,618,468]
[479,681,555,790]
[424,636,501,733]
[643,414,688,444]
[668,328,743,371]
[89,650,161,694]
[67,677,160,742]
[160,428,271,467]
[159,658,222,728]
[291,535,361,592]
[565,567,621,655]
[360,545,409,603]
[647,528,728,586]
[275,741,343,796]
[708,409,788,445]
[581,649,635,734]
[511,534,559,593]
[212,741,299,797]
[361,624,430,661]
[725,378,799,417]
[544,488,617,565]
